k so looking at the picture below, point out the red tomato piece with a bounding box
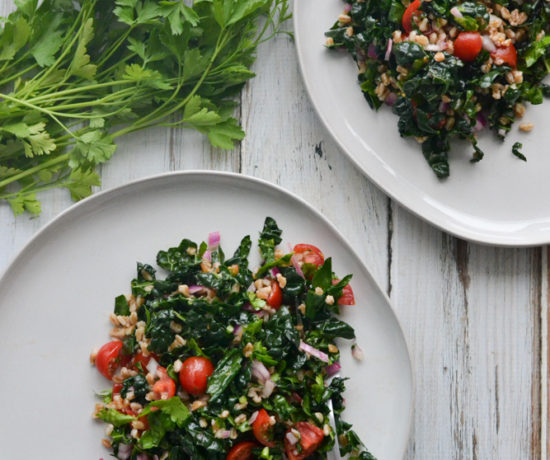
[267,280,283,309]
[96,341,124,380]
[332,279,356,305]
[491,44,517,68]
[293,244,325,267]
[453,31,483,62]
[402,0,422,34]
[112,382,123,395]
[284,422,325,460]
[179,356,215,396]
[153,366,176,400]
[131,351,157,371]
[252,408,276,447]
[226,441,258,460]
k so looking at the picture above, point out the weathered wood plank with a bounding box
[391,204,542,460]
[240,24,391,291]
[0,1,546,459]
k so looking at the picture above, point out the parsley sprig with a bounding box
[0,0,290,216]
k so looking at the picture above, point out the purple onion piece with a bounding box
[252,360,271,384]
[188,285,205,294]
[208,231,220,248]
[385,92,397,106]
[384,38,393,61]
[367,43,378,59]
[325,361,342,377]
[299,340,329,363]
[450,6,463,18]
[291,254,305,278]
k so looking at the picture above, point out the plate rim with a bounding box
[0,170,414,459]
[293,2,548,247]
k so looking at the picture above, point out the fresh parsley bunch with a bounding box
[0,0,290,216]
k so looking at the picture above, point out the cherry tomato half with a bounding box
[96,341,123,380]
[491,44,517,68]
[284,422,325,460]
[179,356,215,396]
[402,0,422,35]
[332,279,356,305]
[453,31,483,62]
[252,408,276,447]
[226,441,259,460]
[266,280,283,309]
[153,366,176,400]
[293,244,325,267]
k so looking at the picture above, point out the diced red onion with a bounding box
[437,40,449,51]
[208,231,220,249]
[249,411,259,424]
[202,250,211,262]
[384,38,393,61]
[367,44,377,59]
[262,379,276,398]
[439,101,450,113]
[117,444,132,460]
[343,3,352,13]
[146,357,159,377]
[325,361,342,377]
[217,430,232,439]
[450,7,463,18]
[290,392,303,403]
[482,35,496,53]
[254,310,270,320]
[299,340,329,363]
[286,432,299,445]
[136,455,150,460]
[352,344,364,361]
[473,113,487,133]
[188,285,205,295]
[270,267,281,277]
[243,302,255,312]
[233,324,242,336]
[291,254,305,278]
[252,360,271,383]
[385,92,397,106]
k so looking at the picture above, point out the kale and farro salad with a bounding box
[325,0,550,177]
[90,218,375,460]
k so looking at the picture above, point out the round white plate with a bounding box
[295,1,550,246]
[0,171,412,460]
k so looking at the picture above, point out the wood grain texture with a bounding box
[391,205,543,460]
[0,1,546,459]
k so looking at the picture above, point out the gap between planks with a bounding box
[543,247,549,460]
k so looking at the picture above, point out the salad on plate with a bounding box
[91,217,375,460]
[326,0,550,177]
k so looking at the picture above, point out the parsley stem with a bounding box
[18,4,90,98]
[0,93,77,139]
[0,153,69,190]
[25,80,136,104]
[0,63,38,87]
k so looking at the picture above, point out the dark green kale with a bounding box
[326,0,550,177]
[94,217,371,459]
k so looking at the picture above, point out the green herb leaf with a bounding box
[207,348,243,401]
[96,408,135,427]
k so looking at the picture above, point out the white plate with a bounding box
[0,171,412,460]
[295,1,550,246]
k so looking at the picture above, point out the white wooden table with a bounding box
[0,3,547,459]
